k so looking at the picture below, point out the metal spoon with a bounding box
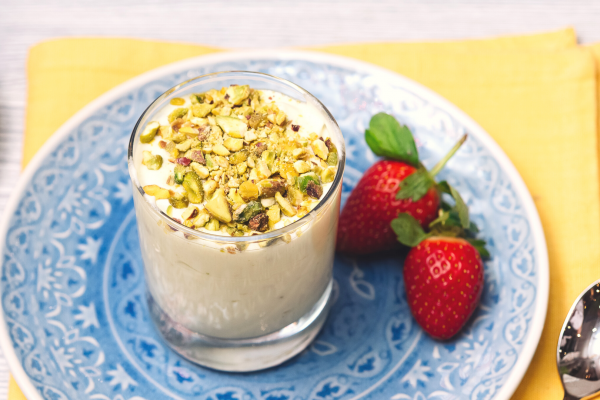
[557,280,600,400]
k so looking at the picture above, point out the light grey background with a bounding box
[1,0,600,397]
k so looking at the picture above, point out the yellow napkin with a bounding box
[13,28,600,399]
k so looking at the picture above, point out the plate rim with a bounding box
[0,49,549,400]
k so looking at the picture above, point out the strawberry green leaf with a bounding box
[467,238,490,258]
[365,113,419,166]
[391,213,430,247]
[396,168,435,201]
[437,181,451,194]
[450,186,469,229]
[437,181,469,229]
[468,221,479,233]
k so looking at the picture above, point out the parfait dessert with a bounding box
[128,72,344,371]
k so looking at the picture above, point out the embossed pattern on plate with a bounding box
[0,52,548,400]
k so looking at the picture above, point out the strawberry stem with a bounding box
[429,134,467,178]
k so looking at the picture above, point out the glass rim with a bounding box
[127,70,346,243]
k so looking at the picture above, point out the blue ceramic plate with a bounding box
[0,51,548,400]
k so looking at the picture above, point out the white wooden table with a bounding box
[1,0,600,397]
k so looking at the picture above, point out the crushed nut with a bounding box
[169,192,189,209]
[293,160,310,174]
[168,108,189,124]
[191,162,209,178]
[142,151,163,170]
[143,185,170,199]
[275,192,297,217]
[261,197,276,207]
[223,138,244,152]
[140,121,160,143]
[170,97,186,106]
[257,179,286,198]
[205,189,232,222]
[248,213,269,232]
[311,139,329,160]
[176,157,192,166]
[137,85,339,235]
[189,150,205,165]
[306,181,323,199]
[239,181,259,201]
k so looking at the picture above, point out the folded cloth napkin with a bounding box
[11,28,600,399]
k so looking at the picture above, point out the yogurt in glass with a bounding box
[128,71,345,371]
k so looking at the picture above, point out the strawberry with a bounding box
[336,112,466,254]
[336,160,439,254]
[403,237,484,339]
[392,193,488,340]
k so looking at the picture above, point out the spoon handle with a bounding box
[563,393,579,400]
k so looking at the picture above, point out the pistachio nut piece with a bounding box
[170,97,185,106]
[293,160,310,174]
[181,205,200,221]
[182,171,203,204]
[212,144,231,157]
[247,113,264,129]
[205,189,232,223]
[321,167,336,184]
[248,213,269,232]
[194,209,211,228]
[306,181,323,199]
[255,160,271,180]
[143,185,170,199]
[225,85,250,106]
[266,205,281,228]
[275,192,297,217]
[140,121,160,144]
[223,138,244,152]
[275,111,287,126]
[327,150,338,167]
[205,154,215,170]
[287,186,304,206]
[169,192,189,209]
[311,139,329,160]
[216,115,247,138]
[261,150,276,165]
[238,181,259,201]
[296,172,320,194]
[228,189,245,204]
[142,151,163,170]
[192,103,215,118]
[191,162,209,178]
[174,165,186,184]
[203,180,218,198]
[168,108,189,123]
[257,179,286,198]
[237,201,263,223]
[229,150,248,165]
[205,218,220,231]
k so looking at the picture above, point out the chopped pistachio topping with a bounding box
[205,189,232,223]
[170,98,186,106]
[297,172,320,194]
[140,121,160,144]
[236,201,263,223]
[137,84,339,235]
[169,192,189,209]
[142,151,163,170]
[182,171,203,204]
[168,108,189,123]
[143,185,170,199]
